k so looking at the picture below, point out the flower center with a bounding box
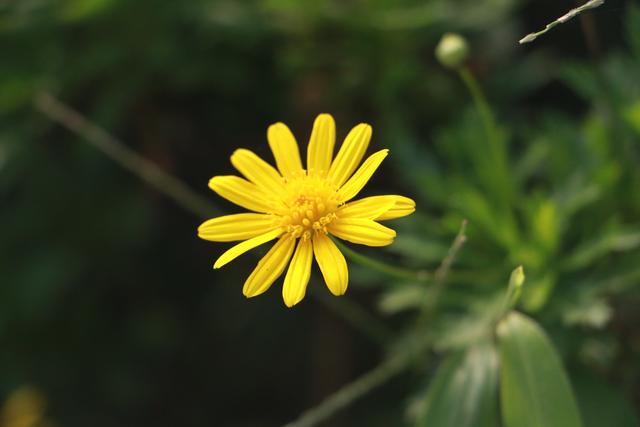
[281,172,339,240]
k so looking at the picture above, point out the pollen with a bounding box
[281,172,339,240]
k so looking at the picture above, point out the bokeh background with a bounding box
[1,0,640,426]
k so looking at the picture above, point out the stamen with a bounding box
[281,172,339,239]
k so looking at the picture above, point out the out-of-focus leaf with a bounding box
[531,198,558,252]
[416,341,499,427]
[623,101,640,135]
[387,235,449,263]
[0,75,35,112]
[378,284,429,314]
[432,315,493,351]
[432,294,503,351]
[573,371,640,427]
[59,0,115,21]
[563,297,612,329]
[498,312,583,427]
[578,337,618,369]
[565,264,640,304]
[560,62,599,101]
[514,140,549,183]
[520,272,555,312]
[452,187,518,249]
[596,267,640,294]
[553,177,600,220]
[563,228,640,272]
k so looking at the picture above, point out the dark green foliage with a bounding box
[1,0,639,426]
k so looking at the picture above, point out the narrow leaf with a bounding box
[498,312,583,427]
[417,341,499,427]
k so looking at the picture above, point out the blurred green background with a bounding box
[1,0,639,426]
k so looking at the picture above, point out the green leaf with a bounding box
[430,293,503,351]
[563,226,640,272]
[520,272,556,312]
[623,101,640,136]
[417,341,499,427]
[531,199,559,252]
[498,312,583,427]
[59,0,115,21]
[563,297,612,329]
[560,62,599,101]
[378,284,429,314]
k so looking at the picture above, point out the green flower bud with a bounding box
[435,33,469,69]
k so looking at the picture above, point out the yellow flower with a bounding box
[198,114,415,307]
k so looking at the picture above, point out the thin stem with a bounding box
[34,92,220,219]
[433,219,468,285]
[458,67,514,209]
[419,220,468,319]
[283,336,430,427]
[457,67,498,150]
[518,0,605,44]
[332,238,430,283]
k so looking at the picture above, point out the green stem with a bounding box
[34,92,220,219]
[417,220,468,323]
[458,67,499,151]
[458,66,515,214]
[331,238,430,283]
[283,336,430,427]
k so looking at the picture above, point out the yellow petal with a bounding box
[313,233,348,296]
[306,114,335,177]
[243,234,296,298]
[230,149,284,195]
[328,123,372,187]
[208,176,275,213]
[328,218,396,247]
[376,196,416,220]
[337,149,389,203]
[282,238,313,307]
[337,195,396,220]
[268,122,303,179]
[198,213,279,242]
[213,228,283,269]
